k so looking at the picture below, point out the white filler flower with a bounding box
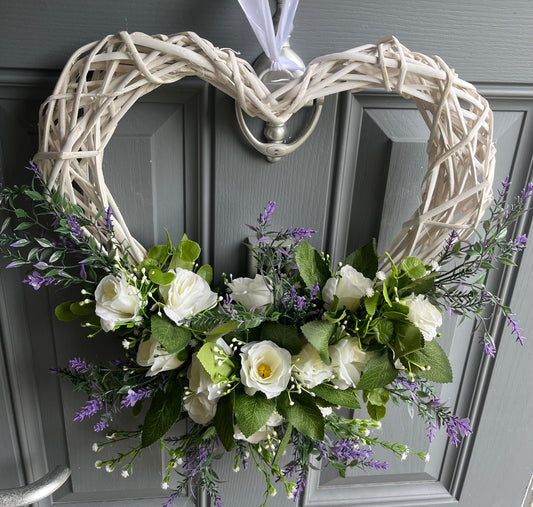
[240,341,292,398]
[227,274,273,310]
[322,265,374,312]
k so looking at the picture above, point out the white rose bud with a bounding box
[329,337,370,390]
[403,294,443,341]
[183,391,218,425]
[240,341,291,399]
[322,265,373,312]
[136,336,184,376]
[292,343,333,388]
[95,274,143,332]
[159,268,218,325]
[227,275,273,311]
[188,353,225,401]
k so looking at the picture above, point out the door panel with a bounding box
[1,2,532,506]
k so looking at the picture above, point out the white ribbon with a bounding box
[238,0,302,72]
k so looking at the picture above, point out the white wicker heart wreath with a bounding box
[34,32,495,265]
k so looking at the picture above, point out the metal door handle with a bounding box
[0,466,70,506]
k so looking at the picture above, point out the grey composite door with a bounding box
[1,1,532,506]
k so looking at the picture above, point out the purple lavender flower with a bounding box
[520,182,533,200]
[309,283,320,299]
[120,388,152,408]
[183,443,210,478]
[480,340,497,357]
[73,398,103,422]
[443,230,459,255]
[258,201,276,226]
[26,161,42,179]
[293,476,306,501]
[506,313,524,345]
[23,271,55,290]
[104,207,113,229]
[163,493,179,507]
[289,227,316,243]
[501,176,511,191]
[426,422,439,443]
[67,215,84,240]
[93,419,108,432]
[446,416,472,447]
[68,358,89,372]
[513,234,528,251]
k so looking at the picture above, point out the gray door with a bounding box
[1,1,532,506]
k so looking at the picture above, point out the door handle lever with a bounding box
[0,466,70,506]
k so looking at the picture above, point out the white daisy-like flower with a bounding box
[424,453,431,462]
[121,470,129,478]
[122,339,130,350]
[365,287,375,298]
[376,270,387,281]
[161,482,169,490]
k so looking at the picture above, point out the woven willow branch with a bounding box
[34,31,495,265]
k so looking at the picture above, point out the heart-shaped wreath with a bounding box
[1,29,530,507]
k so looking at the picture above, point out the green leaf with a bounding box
[364,291,380,316]
[274,423,292,464]
[35,237,54,248]
[367,402,386,421]
[356,349,397,390]
[14,208,27,218]
[260,322,303,355]
[367,387,390,406]
[197,264,213,284]
[294,241,331,291]
[371,318,394,344]
[141,383,183,448]
[405,339,453,383]
[14,222,33,231]
[311,384,360,409]
[400,256,427,279]
[48,250,63,264]
[398,276,435,297]
[169,234,201,270]
[392,321,424,357]
[343,238,378,279]
[70,301,95,317]
[234,391,275,438]
[214,392,235,451]
[206,321,240,341]
[55,301,77,321]
[277,392,324,440]
[0,217,11,234]
[24,189,44,201]
[148,268,176,286]
[197,342,233,383]
[300,320,335,365]
[138,258,159,273]
[151,315,191,353]
[148,244,168,264]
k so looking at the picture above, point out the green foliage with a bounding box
[405,339,453,383]
[356,349,397,390]
[392,322,424,357]
[234,391,275,438]
[260,322,303,355]
[151,315,191,353]
[214,392,235,451]
[294,240,331,291]
[343,238,378,279]
[300,320,335,365]
[277,391,324,440]
[311,384,360,409]
[197,342,234,383]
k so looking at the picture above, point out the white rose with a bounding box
[184,391,217,425]
[233,412,284,443]
[227,275,273,311]
[188,352,225,401]
[329,337,370,390]
[292,343,333,388]
[95,274,143,332]
[240,341,292,399]
[160,268,218,325]
[403,294,442,341]
[322,265,373,312]
[136,336,184,377]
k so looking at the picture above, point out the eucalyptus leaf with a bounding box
[367,387,390,407]
[400,256,427,279]
[197,264,213,284]
[148,244,168,264]
[367,402,386,421]
[371,318,394,344]
[148,268,176,286]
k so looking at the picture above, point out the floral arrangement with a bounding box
[0,163,531,506]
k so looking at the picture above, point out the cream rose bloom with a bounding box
[292,343,333,388]
[159,268,218,325]
[403,294,443,341]
[183,391,218,425]
[233,412,284,443]
[322,265,373,312]
[95,274,143,332]
[227,275,273,310]
[188,350,226,401]
[136,336,184,377]
[240,341,292,399]
[329,337,370,389]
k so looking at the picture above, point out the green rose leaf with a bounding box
[55,301,77,321]
[214,392,235,451]
[356,349,397,390]
[234,391,275,438]
[300,320,335,365]
[151,315,191,353]
[311,384,361,409]
[196,264,213,284]
[148,244,168,264]
[277,392,324,441]
[141,383,183,448]
[206,321,240,341]
[294,240,331,291]
[400,256,427,279]
[197,341,233,383]
[398,275,435,297]
[367,401,386,421]
[392,321,424,357]
[367,387,390,407]
[371,318,394,344]
[405,339,453,383]
[343,238,378,279]
[260,322,303,355]
[148,269,175,286]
